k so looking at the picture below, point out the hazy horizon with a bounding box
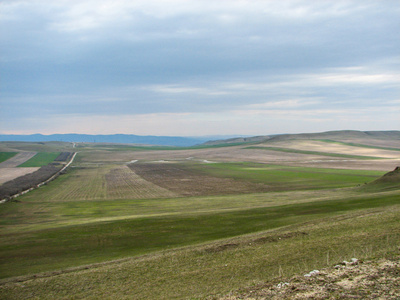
[1,0,399,136]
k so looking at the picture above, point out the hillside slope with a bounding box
[364,166,400,190]
[203,130,400,147]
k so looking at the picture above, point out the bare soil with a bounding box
[0,167,39,185]
[129,162,271,196]
[220,256,400,300]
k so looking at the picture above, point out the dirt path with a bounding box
[0,152,36,168]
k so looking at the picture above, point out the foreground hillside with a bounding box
[0,131,399,299]
[221,256,400,299]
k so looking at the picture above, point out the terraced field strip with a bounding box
[0,152,17,164]
[18,152,61,167]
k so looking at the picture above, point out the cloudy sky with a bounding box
[1,0,399,136]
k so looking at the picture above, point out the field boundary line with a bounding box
[0,152,77,204]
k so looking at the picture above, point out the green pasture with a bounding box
[188,162,384,190]
[246,146,385,159]
[18,152,61,167]
[2,206,399,299]
[0,152,17,163]
[1,188,399,279]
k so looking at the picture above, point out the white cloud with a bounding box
[1,0,399,136]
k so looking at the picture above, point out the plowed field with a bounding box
[129,162,271,196]
[105,165,177,199]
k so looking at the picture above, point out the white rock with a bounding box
[304,270,320,277]
[351,258,359,265]
[277,282,289,288]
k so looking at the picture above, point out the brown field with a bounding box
[105,165,177,199]
[0,167,39,185]
[129,162,271,196]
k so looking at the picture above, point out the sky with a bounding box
[1,0,399,137]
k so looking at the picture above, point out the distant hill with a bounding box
[203,130,400,146]
[0,134,211,147]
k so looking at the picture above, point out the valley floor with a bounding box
[0,134,399,299]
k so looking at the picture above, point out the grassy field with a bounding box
[17,152,61,167]
[0,152,17,164]
[1,203,399,299]
[0,139,399,299]
[186,162,384,190]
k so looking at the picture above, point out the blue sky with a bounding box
[1,0,399,136]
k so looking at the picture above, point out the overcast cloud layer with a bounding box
[1,0,399,136]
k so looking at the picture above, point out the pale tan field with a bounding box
[0,152,39,185]
[0,167,39,185]
[258,140,400,158]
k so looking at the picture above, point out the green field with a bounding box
[1,189,399,280]
[17,152,61,167]
[0,152,17,163]
[188,162,384,190]
[0,138,399,299]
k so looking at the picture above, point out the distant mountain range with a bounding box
[0,133,237,147]
[1,131,399,147]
